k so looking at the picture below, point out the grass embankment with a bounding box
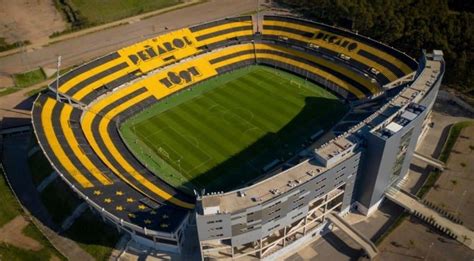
[0,166,65,260]
[0,167,23,227]
[0,37,30,52]
[23,65,79,98]
[417,121,474,198]
[121,65,348,193]
[13,69,46,88]
[0,68,46,97]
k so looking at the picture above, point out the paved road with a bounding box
[0,0,256,76]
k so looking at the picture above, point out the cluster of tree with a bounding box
[275,0,473,95]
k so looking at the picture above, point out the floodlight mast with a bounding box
[56,55,62,101]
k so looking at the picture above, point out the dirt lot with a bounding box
[425,125,474,230]
[0,215,42,251]
[0,0,67,45]
[377,216,473,261]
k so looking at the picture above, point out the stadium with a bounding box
[31,14,445,259]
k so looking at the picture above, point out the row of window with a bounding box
[292,202,304,211]
[335,180,345,187]
[206,219,223,224]
[316,177,327,185]
[266,200,282,209]
[208,226,223,232]
[267,208,281,216]
[315,184,326,192]
[335,172,345,180]
[293,196,306,204]
[292,211,303,220]
[269,215,281,222]
[231,215,243,221]
[267,223,280,232]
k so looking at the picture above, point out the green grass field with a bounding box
[13,68,46,88]
[121,66,348,193]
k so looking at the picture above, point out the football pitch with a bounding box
[120,65,349,193]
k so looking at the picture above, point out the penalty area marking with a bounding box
[144,126,213,175]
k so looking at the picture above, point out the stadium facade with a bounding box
[30,14,444,259]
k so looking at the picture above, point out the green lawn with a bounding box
[13,68,46,88]
[0,167,22,227]
[0,87,21,97]
[121,65,348,193]
[0,68,46,98]
[70,0,182,25]
[0,37,30,52]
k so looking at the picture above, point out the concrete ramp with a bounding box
[327,213,379,259]
[252,12,263,33]
[385,188,474,250]
[413,152,445,170]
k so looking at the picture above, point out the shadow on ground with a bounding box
[165,96,349,193]
[322,230,362,260]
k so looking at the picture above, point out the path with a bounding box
[1,132,94,261]
[385,188,474,250]
[412,151,445,170]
